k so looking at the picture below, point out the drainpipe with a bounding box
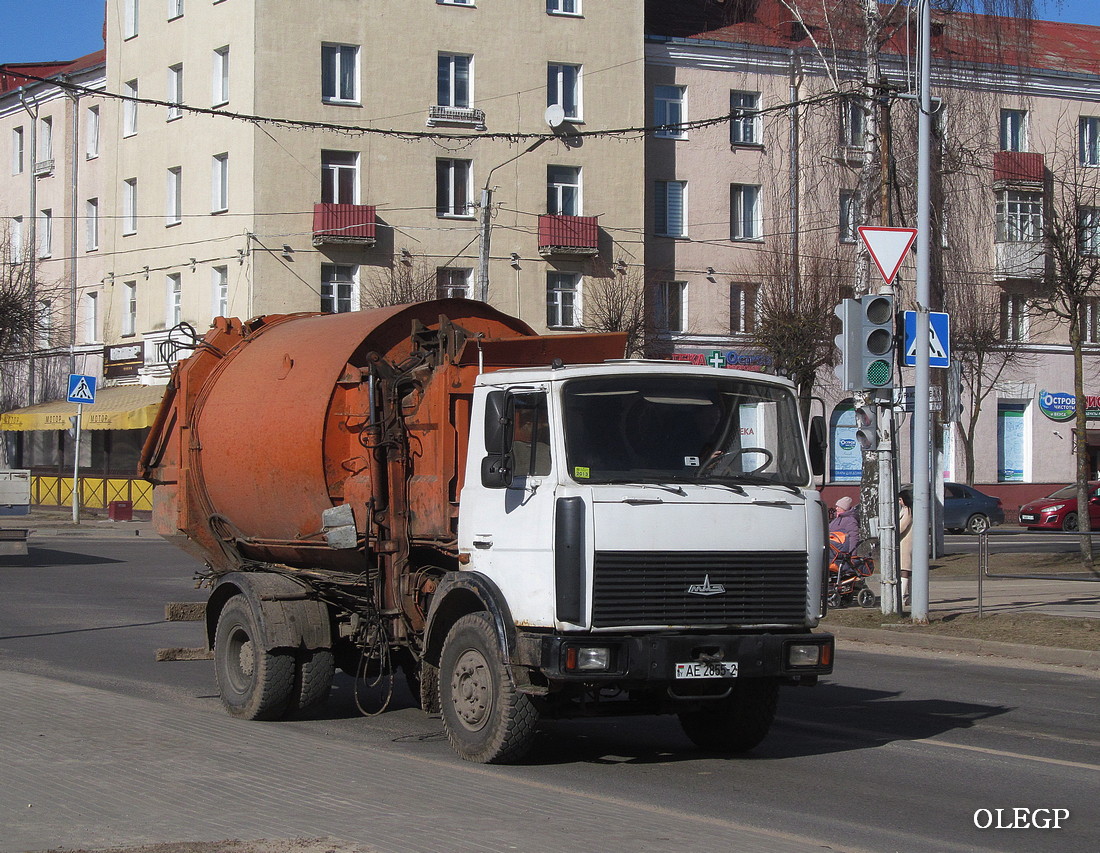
[19,91,38,405]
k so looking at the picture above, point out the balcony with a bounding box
[994,151,1045,186]
[426,105,486,131]
[538,214,600,257]
[312,203,377,247]
[32,159,54,177]
[995,241,1046,280]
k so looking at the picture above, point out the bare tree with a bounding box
[0,224,41,357]
[583,260,648,357]
[361,254,439,308]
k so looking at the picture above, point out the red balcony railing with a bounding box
[313,203,377,246]
[993,151,1045,185]
[538,214,599,256]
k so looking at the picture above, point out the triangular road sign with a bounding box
[858,226,918,285]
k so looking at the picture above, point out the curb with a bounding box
[831,625,1100,670]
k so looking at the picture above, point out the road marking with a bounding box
[914,737,1100,771]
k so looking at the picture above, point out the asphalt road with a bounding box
[1,535,1098,853]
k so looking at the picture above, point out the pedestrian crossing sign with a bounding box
[67,374,98,404]
[903,311,950,368]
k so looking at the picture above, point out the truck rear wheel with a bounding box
[287,648,335,717]
[439,612,538,763]
[677,677,779,754]
[214,596,295,721]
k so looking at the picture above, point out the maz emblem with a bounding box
[687,574,726,596]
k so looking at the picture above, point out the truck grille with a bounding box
[591,551,808,628]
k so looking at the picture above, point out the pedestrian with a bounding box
[828,495,859,554]
[898,487,914,608]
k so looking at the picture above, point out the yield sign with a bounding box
[858,226,918,285]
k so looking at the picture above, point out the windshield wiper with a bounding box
[720,474,802,496]
[605,481,687,496]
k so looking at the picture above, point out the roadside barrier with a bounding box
[977,530,1100,617]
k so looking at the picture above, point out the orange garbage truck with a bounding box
[140,299,833,763]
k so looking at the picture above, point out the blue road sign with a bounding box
[67,374,98,404]
[903,311,950,368]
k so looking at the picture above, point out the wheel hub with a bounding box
[450,648,491,731]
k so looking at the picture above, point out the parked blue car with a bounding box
[944,482,1005,534]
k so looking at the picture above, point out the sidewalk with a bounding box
[4,505,154,539]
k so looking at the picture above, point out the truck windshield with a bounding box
[562,375,808,488]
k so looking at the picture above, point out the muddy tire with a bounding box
[286,648,335,717]
[214,596,295,720]
[439,612,538,763]
[678,677,780,754]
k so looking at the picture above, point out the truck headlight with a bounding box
[786,641,832,668]
[564,645,612,672]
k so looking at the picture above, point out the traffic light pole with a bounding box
[877,394,899,615]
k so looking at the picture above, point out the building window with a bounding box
[85,106,100,158]
[213,266,229,317]
[166,167,182,225]
[839,189,859,243]
[124,80,139,136]
[1000,108,1027,152]
[168,0,184,20]
[840,96,865,148]
[730,184,762,241]
[547,63,581,120]
[547,272,580,328]
[436,267,470,298]
[1000,292,1028,342]
[436,158,472,217]
[11,127,23,174]
[83,291,99,344]
[10,217,23,261]
[1081,117,1100,167]
[213,46,230,106]
[1081,207,1100,255]
[730,91,760,145]
[123,178,138,234]
[547,165,580,215]
[439,0,474,5]
[124,0,139,38]
[123,282,138,336]
[438,53,472,108]
[654,180,686,237]
[212,153,229,212]
[38,209,52,258]
[547,0,580,14]
[37,116,53,163]
[167,273,182,326]
[37,300,52,347]
[321,263,358,313]
[167,64,184,120]
[321,151,358,204]
[322,44,359,104]
[655,281,686,333]
[729,283,757,333]
[654,85,686,139]
[1083,297,1100,345]
[997,402,1028,482]
[85,198,99,251]
[996,190,1043,242]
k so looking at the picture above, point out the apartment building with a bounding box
[643,0,1100,502]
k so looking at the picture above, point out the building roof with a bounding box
[0,49,105,95]
[645,0,1100,78]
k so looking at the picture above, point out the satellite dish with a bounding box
[545,104,565,128]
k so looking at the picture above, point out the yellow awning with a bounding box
[0,384,168,431]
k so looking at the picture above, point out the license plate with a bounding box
[675,661,738,679]
[1020,513,1037,522]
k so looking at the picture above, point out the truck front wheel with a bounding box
[439,612,538,763]
[677,677,779,754]
[214,596,295,721]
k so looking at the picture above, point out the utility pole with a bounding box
[20,91,38,406]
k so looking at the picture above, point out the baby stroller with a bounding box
[827,531,876,608]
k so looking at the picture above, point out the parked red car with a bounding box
[1018,482,1100,531]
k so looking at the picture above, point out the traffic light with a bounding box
[853,401,879,452]
[834,294,896,391]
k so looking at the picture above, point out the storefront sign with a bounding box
[669,350,773,371]
[104,343,145,378]
[1038,390,1100,421]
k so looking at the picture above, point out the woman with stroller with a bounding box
[829,496,860,555]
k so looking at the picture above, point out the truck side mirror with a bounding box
[481,391,515,489]
[808,415,827,477]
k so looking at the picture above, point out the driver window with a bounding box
[512,393,551,478]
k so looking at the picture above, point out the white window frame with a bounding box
[322,44,360,104]
[547,0,580,15]
[1081,206,1100,256]
[438,0,474,5]
[167,64,184,121]
[729,283,758,334]
[321,150,359,204]
[438,53,473,109]
[547,63,581,121]
[996,189,1043,243]
[166,167,182,225]
[730,91,761,145]
[1081,116,1100,167]
[547,272,581,328]
[124,0,139,39]
[167,273,183,327]
[123,80,139,136]
[212,153,229,213]
[37,299,52,347]
[85,106,100,159]
[85,198,99,251]
[123,282,138,336]
[1084,296,1100,345]
[123,178,138,235]
[12,126,23,174]
[839,189,858,243]
[731,184,762,241]
[213,266,229,318]
[37,116,52,163]
[547,165,581,216]
[655,180,686,238]
[38,209,52,258]
[213,46,230,106]
[654,85,686,139]
[10,217,23,261]
[655,281,686,334]
[1000,108,1028,152]
[1000,292,1029,342]
[436,267,471,299]
[321,263,359,313]
[168,0,184,21]
[840,96,865,148]
[436,158,473,218]
[83,291,99,344]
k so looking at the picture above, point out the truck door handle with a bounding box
[473,536,493,549]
